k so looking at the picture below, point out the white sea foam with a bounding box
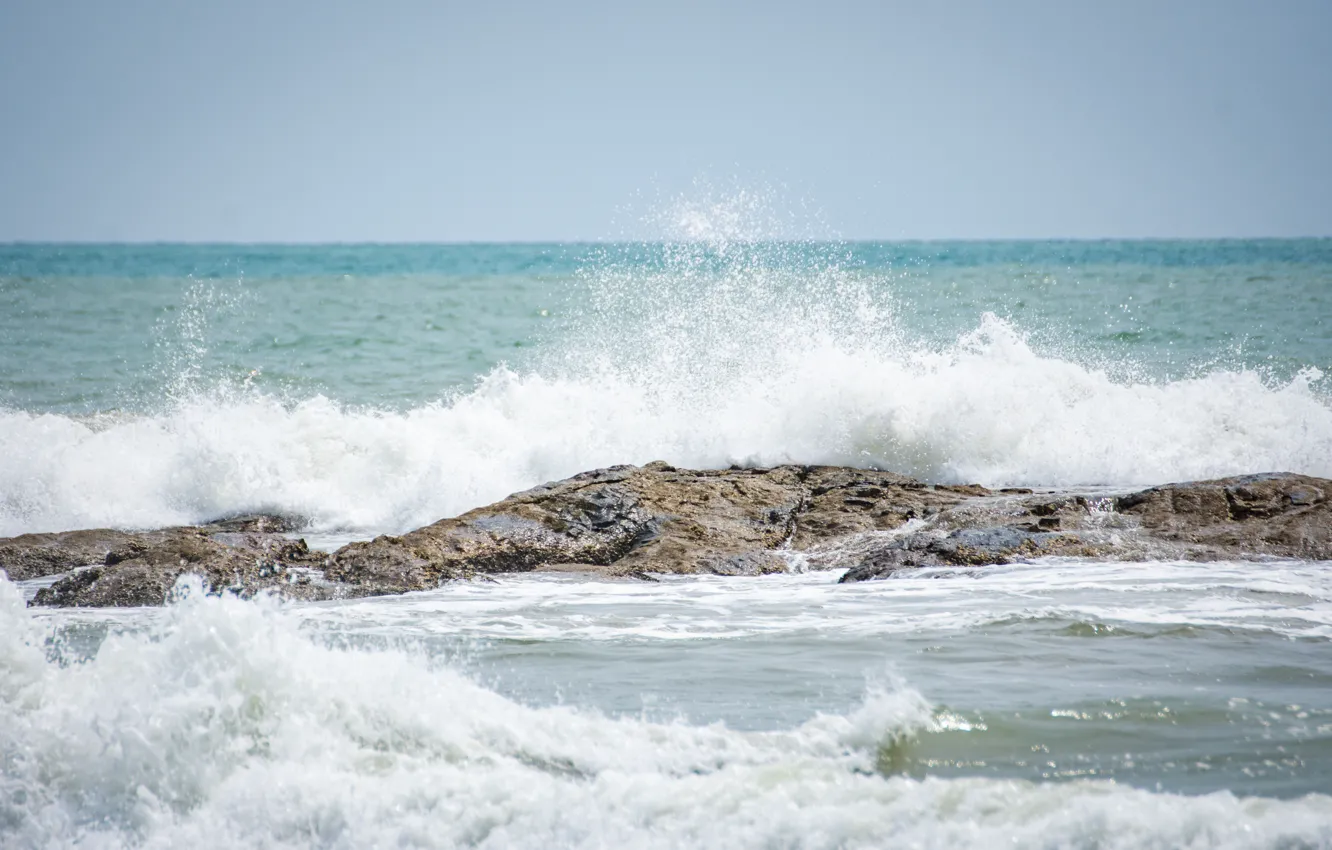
[1,311,1329,537]
[2,576,1330,850]
[268,561,1332,643]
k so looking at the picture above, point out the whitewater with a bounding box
[6,565,1332,848]
[2,240,1330,538]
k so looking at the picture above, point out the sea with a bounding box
[2,227,1332,848]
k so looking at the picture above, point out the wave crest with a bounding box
[3,578,1329,848]
[2,308,1330,536]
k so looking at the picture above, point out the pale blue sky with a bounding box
[1,0,1329,241]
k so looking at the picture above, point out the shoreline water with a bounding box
[6,548,1332,848]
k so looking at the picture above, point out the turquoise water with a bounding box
[4,238,1332,848]
[3,240,1328,413]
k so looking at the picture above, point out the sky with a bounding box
[0,0,1329,242]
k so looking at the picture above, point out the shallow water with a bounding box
[5,561,1332,848]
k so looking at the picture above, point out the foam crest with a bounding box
[3,311,1330,537]
[3,577,1329,849]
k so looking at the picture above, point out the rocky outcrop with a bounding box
[3,515,331,607]
[1114,473,1331,559]
[837,472,1332,581]
[332,463,783,591]
[786,466,997,548]
[323,463,1016,594]
[1,528,152,583]
[834,526,1106,582]
[6,467,1330,606]
[0,514,306,584]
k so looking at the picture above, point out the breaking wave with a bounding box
[2,311,1329,536]
[3,577,1330,849]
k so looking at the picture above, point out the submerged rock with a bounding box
[7,468,1330,605]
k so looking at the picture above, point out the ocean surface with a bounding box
[3,234,1332,848]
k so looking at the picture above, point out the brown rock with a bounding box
[789,467,985,548]
[326,463,809,592]
[1115,473,1331,559]
[27,523,332,607]
[837,526,1108,582]
[12,468,1331,602]
[0,514,308,583]
[0,528,148,582]
[838,472,1332,581]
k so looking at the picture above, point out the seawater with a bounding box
[3,236,1332,848]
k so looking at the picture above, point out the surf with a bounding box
[3,210,1332,538]
[4,576,1331,849]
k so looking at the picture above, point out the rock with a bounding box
[21,519,333,607]
[0,528,149,582]
[789,467,985,548]
[0,514,307,583]
[838,526,1103,582]
[325,463,1005,593]
[326,464,808,593]
[9,468,1331,604]
[837,472,1332,581]
[200,513,309,534]
[1114,473,1331,559]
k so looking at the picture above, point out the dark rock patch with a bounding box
[838,527,1102,582]
[23,521,331,607]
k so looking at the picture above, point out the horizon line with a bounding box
[3,235,1331,247]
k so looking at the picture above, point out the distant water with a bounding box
[3,236,1332,848]
[2,240,1330,414]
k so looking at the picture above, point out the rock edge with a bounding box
[4,466,1329,607]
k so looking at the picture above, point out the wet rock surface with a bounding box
[837,472,1332,581]
[325,462,811,593]
[5,468,1330,605]
[323,463,1022,595]
[1,528,151,583]
[787,467,986,548]
[4,515,332,607]
[1113,473,1332,559]
[835,526,1104,583]
[0,513,309,584]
